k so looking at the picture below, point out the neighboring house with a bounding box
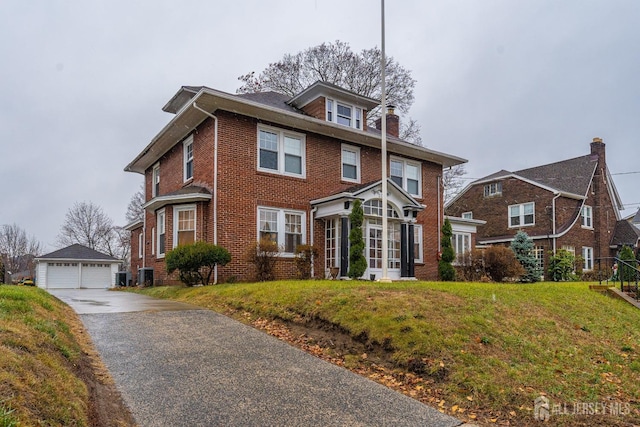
[446,216,486,263]
[611,209,640,254]
[124,81,467,284]
[446,138,627,277]
[35,244,121,289]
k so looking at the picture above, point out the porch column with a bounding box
[408,223,415,277]
[340,216,349,277]
[401,223,408,277]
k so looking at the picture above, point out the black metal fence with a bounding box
[597,257,639,300]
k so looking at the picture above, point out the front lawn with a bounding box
[132,281,640,426]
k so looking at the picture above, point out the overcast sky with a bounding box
[2,0,639,253]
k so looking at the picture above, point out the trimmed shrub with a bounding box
[483,246,524,282]
[165,241,231,286]
[438,218,456,281]
[348,199,367,279]
[294,244,318,279]
[618,245,638,282]
[245,239,280,281]
[548,249,575,282]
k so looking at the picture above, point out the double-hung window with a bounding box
[484,182,502,197]
[152,164,160,197]
[258,207,305,255]
[183,135,194,182]
[414,225,423,263]
[451,232,471,260]
[157,209,166,257]
[390,157,422,197]
[341,144,360,182]
[337,103,352,126]
[258,126,305,177]
[581,205,593,228]
[326,99,363,130]
[174,205,196,247]
[509,202,535,227]
[582,247,594,271]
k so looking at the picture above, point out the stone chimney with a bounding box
[590,136,606,166]
[375,106,400,138]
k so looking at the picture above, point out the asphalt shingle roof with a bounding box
[38,244,119,261]
[515,154,598,196]
[235,91,301,114]
[611,220,640,247]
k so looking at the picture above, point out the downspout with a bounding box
[310,207,317,278]
[193,102,219,283]
[437,175,442,250]
[551,193,561,253]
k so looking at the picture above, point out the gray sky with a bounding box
[2,0,639,253]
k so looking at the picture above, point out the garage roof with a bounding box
[36,244,120,262]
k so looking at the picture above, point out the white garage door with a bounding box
[81,263,112,288]
[47,262,79,289]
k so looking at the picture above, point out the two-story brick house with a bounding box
[125,81,466,284]
[445,138,629,277]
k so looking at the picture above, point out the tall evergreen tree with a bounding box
[348,200,367,279]
[511,230,542,282]
[438,218,456,281]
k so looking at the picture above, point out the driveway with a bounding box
[50,289,465,427]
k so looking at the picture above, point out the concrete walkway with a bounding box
[50,289,465,427]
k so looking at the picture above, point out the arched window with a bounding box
[362,199,400,218]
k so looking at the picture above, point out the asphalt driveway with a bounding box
[50,289,465,427]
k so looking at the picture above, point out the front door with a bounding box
[366,219,401,280]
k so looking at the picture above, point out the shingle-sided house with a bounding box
[124,81,467,284]
[445,137,630,277]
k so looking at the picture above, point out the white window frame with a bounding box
[151,227,155,256]
[257,207,306,256]
[173,205,196,249]
[325,98,363,130]
[157,209,166,258]
[414,225,423,263]
[183,135,194,182]
[582,247,594,271]
[138,232,143,259]
[152,163,160,197]
[581,205,593,228]
[389,156,422,198]
[462,211,473,219]
[341,144,361,183]
[484,182,502,197]
[451,232,471,263]
[508,202,535,228]
[257,125,306,178]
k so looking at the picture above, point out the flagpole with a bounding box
[380,0,391,283]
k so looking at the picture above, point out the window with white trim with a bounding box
[183,135,194,182]
[151,227,155,256]
[157,209,166,257]
[533,246,544,273]
[325,219,339,269]
[341,144,360,182]
[462,212,473,219]
[582,247,594,271]
[509,202,535,227]
[326,99,363,130]
[390,157,421,197]
[484,182,502,197]
[174,205,196,248]
[258,126,305,177]
[581,205,593,228]
[452,232,471,261]
[138,233,143,259]
[258,207,306,254]
[152,163,160,197]
[414,225,423,263]
[562,245,575,257]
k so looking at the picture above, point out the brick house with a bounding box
[445,137,631,277]
[125,81,467,284]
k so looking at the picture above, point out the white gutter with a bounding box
[192,102,219,284]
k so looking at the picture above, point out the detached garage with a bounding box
[35,244,122,289]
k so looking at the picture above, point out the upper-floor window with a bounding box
[363,199,400,218]
[581,205,593,228]
[326,98,363,130]
[484,182,502,197]
[462,212,473,219]
[258,207,305,255]
[509,202,535,227]
[152,163,160,197]
[341,144,360,183]
[258,126,305,177]
[174,205,196,248]
[390,157,421,197]
[183,135,194,182]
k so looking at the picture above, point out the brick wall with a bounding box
[138,109,444,283]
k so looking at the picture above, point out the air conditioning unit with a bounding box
[138,268,154,287]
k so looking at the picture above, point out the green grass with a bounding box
[0,285,89,426]
[133,280,640,424]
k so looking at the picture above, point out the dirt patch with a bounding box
[68,315,137,426]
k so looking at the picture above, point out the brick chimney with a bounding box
[590,136,606,166]
[375,106,399,138]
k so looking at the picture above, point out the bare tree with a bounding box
[126,183,145,224]
[0,223,42,281]
[57,202,114,253]
[237,40,421,144]
[443,164,468,204]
